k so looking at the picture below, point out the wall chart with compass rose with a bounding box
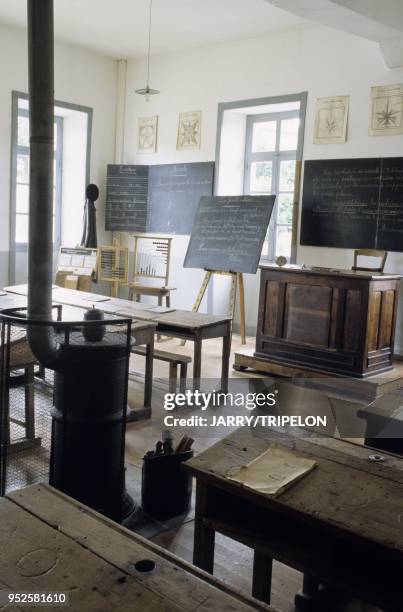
[313,96,349,144]
[176,110,201,150]
[370,84,403,136]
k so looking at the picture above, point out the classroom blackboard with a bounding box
[184,195,276,274]
[148,162,215,234]
[106,165,148,232]
[105,162,215,234]
[300,158,403,251]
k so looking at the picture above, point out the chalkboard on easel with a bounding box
[105,165,148,232]
[148,162,215,234]
[184,195,276,274]
[300,158,403,251]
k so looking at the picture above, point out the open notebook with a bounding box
[228,446,316,497]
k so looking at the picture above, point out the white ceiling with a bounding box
[0,0,309,59]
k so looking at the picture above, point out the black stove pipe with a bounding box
[26,0,60,367]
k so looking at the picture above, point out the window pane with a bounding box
[250,161,272,192]
[16,214,29,243]
[278,194,294,224]
[16,184,29,213]
[18,115,29,147]
[280,118,299,151]
[279,159,296,191]
[276,226,292,258]
[54,123,58,151]
[252,121,276,152]
[17,154,29,184]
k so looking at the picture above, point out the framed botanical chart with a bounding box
[176,110,201,150]
[313,96,349,144]
[138,115,158,153]
[369,84,403,136]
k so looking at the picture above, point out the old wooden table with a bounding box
[4,285,233,393]
[151,309,232,392]
[0,484,274,611]
[183,427,403,611]
[0,290,156,419]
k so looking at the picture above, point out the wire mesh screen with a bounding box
[0,321,53,495]
[0,310,132,500]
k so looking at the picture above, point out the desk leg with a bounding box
[193,481,215,574]
[144,334,154,412]
[295,574,345,612]
[252,551,272,604]
[193,333,202,391]
[220,320,231,393]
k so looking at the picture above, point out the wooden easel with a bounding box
[182,270,246,345]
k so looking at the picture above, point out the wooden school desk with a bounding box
[0,484,274,612]
[183,427,403,611]
[3,285,232,394]
[0,290,156,419]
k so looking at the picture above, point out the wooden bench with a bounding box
[3,484,276,611]
[132,345,191,393]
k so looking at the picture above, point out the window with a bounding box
[9,91,93,285]
[244,111,300,261]
[13,107,63,248]
[216,93,306,264]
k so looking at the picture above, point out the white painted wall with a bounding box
[60,109,88,247]
[123,24,403,351]
[0,22,116,286]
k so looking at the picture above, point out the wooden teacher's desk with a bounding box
[184,427,403,611]
[255,265,402,378]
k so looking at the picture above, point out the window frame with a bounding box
[9,91,93,284]
[243,110,300,262]
[12,107,64,252]
[215,92,307,264]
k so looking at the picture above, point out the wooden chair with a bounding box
[352,249,388,273]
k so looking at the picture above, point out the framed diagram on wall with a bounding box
[313,95,349,144]
[138,115,158,153]
[176,110,201,150]
[369,84,403,137]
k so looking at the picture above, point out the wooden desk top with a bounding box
[152,309,231,330]
[2,484,272,611]
[2,285,231,330]
[184,427,403,554]
[259,264,403,281]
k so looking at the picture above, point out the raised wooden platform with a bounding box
[233,348,403,402]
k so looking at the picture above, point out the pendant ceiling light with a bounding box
[135,0,159,101]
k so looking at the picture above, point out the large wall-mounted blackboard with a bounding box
[105,162,214,235]
[148,162,215,234]
[184,195,276,274]
[300,158,403,251]
[106,165,148,232]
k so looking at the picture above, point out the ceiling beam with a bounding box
[264,0,403,68]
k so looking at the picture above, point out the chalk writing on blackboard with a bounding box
[300,158,403,251]
[106,165,148,232]
[184,195,276,274]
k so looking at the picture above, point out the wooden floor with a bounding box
[125,334,382,612]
